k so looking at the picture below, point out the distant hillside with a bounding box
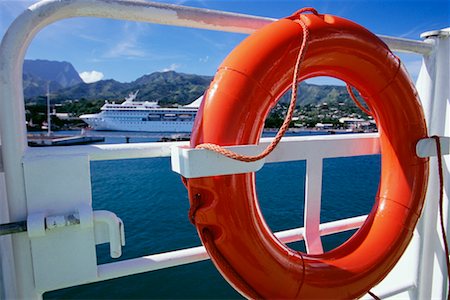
[296,82,351,105]
[23,59,83,97]
[23,59,354,106]
[130,71,212,104]
[54,79,132,101]
[26,71,213,105]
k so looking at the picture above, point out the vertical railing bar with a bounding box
[415,29,450,300]
[0,145,3,173]
[303,157,324,254]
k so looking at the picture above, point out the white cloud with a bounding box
[104,40,146,59]
[162,63,180,72]
[79,70,104,83]
[103,22,148,59]
[199,55,209,63]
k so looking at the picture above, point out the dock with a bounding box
[28,134,105,147]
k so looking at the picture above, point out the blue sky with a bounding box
[1,0,449,84]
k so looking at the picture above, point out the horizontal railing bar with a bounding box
[376,282,416,298]
[20,137,232,163]
[362,281,416,299]
[25,141,189,161]
[7,0,432,58]
[265,133,380,162]
[274,215,366,244]
[97,246,209,283]
[25,133,380,163]
[94,215,367,284]
[172,133,380,178]
[379,35,434,55]
[13,0,432,51]
[319,215,367,236]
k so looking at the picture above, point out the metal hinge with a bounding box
[0,212,81,236]
[0,210,125,258]
[0,220,27,235]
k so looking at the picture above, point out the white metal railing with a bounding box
[0,1,448,299]
[172,133,380,254]
[24,134,376,284]
[96,215,368,284]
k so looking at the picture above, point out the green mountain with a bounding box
[131,71,212,105]
[52,79,132,102]
[297,82,351,105]
[23,60,354,107]
[25,70,212,105]
[23,59,83,97]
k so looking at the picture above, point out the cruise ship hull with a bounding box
[81,114,194,132]
[79,92,201,132]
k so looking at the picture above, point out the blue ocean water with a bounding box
[44,131,380,299]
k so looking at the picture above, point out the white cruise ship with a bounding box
[79,91,202,132]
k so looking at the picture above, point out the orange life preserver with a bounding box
[186,11,428,299]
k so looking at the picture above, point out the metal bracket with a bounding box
[23,208,125,258]
[171,144,265,178]
[420,28,450,39]
[93,210,126,258]
[26,206,93,238]
[416,136,450,158]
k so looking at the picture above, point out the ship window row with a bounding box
[111,117,194,122]
[104,113,195,117]
[140,117,195,122]
[105,110,196,113]
[117,121,192,125]
[105,112,143,115]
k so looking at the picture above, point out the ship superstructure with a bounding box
[80,91,201,132]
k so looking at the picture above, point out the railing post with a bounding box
[415,28,450,300]
[304,157,324,254]
[0,8,40,300]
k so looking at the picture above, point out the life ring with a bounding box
[186,11,429,299]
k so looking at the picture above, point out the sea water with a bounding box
[44,131,380,299]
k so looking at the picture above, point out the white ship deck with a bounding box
[80,94,199,132]
[0,1,449,299]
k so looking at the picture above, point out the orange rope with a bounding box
[195,8,318,163]
[431,135,450,300]
[368,290,381,300]
[346,84,372,116]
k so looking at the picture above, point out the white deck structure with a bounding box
[0,1,449,299]
[79,92,201,132]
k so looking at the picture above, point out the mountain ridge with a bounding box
[23,59,354,106]
[23,59,83,97]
